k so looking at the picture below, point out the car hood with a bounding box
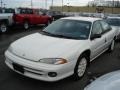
[10,33,87,61]
[85,70,120,90]
[0,13,13,18]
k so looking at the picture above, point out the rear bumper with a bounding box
[5,51,73,82]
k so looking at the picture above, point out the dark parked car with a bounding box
[46,11,67,20]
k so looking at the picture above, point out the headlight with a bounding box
[8,46,13,53]
[39,58,67,65]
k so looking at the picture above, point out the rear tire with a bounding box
[0,23,7,33]
[45,20,50,26]
[108,39,115,52]
[23,21,29,30]
[73,55,88,80]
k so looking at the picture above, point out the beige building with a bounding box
[50,6,120,14]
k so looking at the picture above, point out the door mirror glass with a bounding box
[107,26,112,31]
[90,34,101,40]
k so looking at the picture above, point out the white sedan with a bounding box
[5,17,116,82]
[84,70,120,90]
[105,17,120,40]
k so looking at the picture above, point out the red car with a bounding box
[13,8,52,29]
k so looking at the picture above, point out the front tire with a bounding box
[73,55,88,80]
[0,23,7,33]
[23,21,29,30]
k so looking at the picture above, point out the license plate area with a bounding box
[13,63,24,74]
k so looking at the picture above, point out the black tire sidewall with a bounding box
[73,55,88,80]
[24,21,29,30]
[108,39,115,52]
[46,20,50,26]
[0,23,7,33]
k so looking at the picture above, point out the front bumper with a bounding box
[5,51,74,82]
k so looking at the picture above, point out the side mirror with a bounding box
[107,26,112,31]
[104,26,112,31]
[90,34,101,40]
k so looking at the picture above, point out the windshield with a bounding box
[42,19,91,40]
[105,18,120,26]
[16,8,33,14]
[4,9,15,13]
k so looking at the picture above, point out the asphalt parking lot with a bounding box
[0,26,120,90]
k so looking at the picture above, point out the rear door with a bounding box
[34,9,42,24]
[30,9,38,24]
[38,11,48,24]
[38,11,44,24]
[21,9,35,24]
[90,21,106,60]
[100,20,114,48]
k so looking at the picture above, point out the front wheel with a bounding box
[0,23,7,33]
[23,21,29,30]
[73,55,88,80]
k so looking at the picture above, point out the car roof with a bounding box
[61,17,102,22]
[85,70,120,90]
[107,16,120,19]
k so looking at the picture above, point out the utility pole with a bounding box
[67,2,69,12]
[45,0,47,9]
[0,0,3,8]
[51,0,53,11]
[3,3,6,8]
[112,0,114,13]
[31,0,33,8]
[62,0,63,12]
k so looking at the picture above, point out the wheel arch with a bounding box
[0,19,9,25]
[78,49,91,67]
[23,18,30,23]
[114,36,117,40]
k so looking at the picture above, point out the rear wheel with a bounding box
[73,55,88,80]
[0,23,7,33]
[45,20,50,26]
[23,21,29,30]
[108,39,115,52]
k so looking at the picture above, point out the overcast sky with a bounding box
[2,0,119,9]
[2,0,93,9]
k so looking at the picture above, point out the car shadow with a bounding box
[0,25,44,36]
[11,71,89,90]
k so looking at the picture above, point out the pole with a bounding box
[4,4,6,8]
[62,0,63,12]
[51,0,53,11]
[1,0,3,8]
[67,3,69,12]
[31,0,33,8]
[112,0,114,13]
[45,0,47,9]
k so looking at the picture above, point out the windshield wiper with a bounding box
[53,34,82,39]
[41,31,55,36]
[54,34,73,39]
[41,31,81,39]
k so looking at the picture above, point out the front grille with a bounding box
[24,67,45,75]
[6,57,45,76]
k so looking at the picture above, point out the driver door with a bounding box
[90,21,106,60]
